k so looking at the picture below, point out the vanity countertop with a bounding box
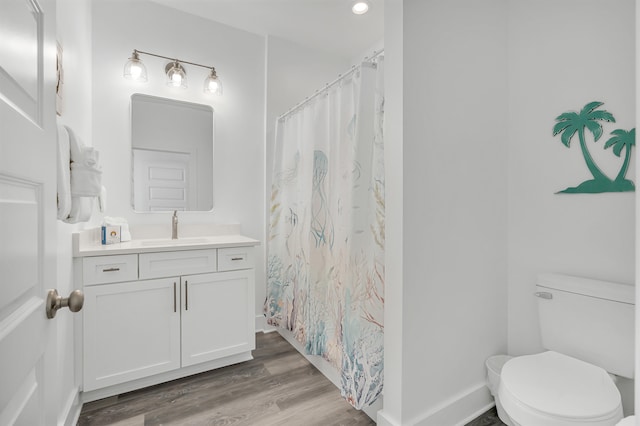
[73,229,260,258]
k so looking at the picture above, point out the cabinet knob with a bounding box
[46,289,84,319]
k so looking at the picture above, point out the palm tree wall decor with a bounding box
[553,101,635,193]
[604,128,635,185]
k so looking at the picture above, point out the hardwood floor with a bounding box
[78,332,376,425]
[465,407,506,426]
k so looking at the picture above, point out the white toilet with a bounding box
[487,273,634,426]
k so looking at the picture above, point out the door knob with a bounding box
[46,289,84,319]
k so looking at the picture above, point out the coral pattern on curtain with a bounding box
[265,57,385,409]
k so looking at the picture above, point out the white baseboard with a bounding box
[255,314,276,333]
[456,401,496,426]
[58,387,81,426]
[377,384,493,426]
[412,383,494,426]
[364,396,384,421]
[377,410,401,426]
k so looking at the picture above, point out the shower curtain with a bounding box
[265,56,384,409]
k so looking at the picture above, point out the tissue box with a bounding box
[101,225,121,245]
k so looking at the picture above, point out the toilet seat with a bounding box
[499,351,623,426]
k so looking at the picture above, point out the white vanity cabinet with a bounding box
[74,237,258,402]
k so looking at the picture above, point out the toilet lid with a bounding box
[500,351,621,420]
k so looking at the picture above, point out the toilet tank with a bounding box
[536,273,635,379]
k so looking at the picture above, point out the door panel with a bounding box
[83,279,181,391]
[0,0,57,423]
[132,149,191,211]
[0,176,39,312]
[181,270,255,367]
[0,299,45,426]
[0,0,43,124]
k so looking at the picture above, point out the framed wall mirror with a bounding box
[131,94,214,212]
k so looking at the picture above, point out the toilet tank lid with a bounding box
[537,273,634,305]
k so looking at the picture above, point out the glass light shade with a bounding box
[165,61,187,89]
[203,68,223,95]
[123,52,147,82]
[352,0,369,14]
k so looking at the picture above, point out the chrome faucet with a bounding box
[171,210,178,239]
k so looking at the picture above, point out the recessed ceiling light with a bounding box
[352,0,370,15]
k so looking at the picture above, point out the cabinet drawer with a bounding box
[139,249,217,279]
[217,247,255,271]
[83,254,138,285]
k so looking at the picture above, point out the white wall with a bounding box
[507,0,635,415]
[381,0,635,424]
[381,1,510,424]
[91,0,266,316]
[404,1,509,423]
[379,0,404,423]
[507,0,636,355]
[263,35,350,327]
[55,0,95,423]
[265,35,350,149]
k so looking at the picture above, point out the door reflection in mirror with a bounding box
[131,93,214,211]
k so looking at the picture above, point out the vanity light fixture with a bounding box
[351,0,370,14]
[123,50,148,82]
[203,68,223,95]
[165,61,187,89]
[123,49,222,95]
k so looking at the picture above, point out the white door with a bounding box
[132,149,192,211]
[0,0,58,424]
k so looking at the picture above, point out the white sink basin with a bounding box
[138,237,210,246]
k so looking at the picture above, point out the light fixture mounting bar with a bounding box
[134,49,215,70]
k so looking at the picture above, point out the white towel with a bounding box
[56,121,72,220]
[70,160,102,196]
[66,125,102,197]
[68,125,83,162]
[98,185,107,213]
[57,124,102,223]
[66,196,94,224]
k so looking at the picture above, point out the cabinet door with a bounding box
[181,270,255,367]
[83,278,181,391]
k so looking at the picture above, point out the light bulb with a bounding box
[123,50,147,82]
[165,61,187,89]
[203,68,222,95]
[207,80,219,92]
[130,64,142,80]
[352,1,369,14]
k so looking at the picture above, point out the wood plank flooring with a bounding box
[465,407,506,426]
[78,332,376,426]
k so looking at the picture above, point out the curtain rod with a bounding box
[277,49,384,122]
